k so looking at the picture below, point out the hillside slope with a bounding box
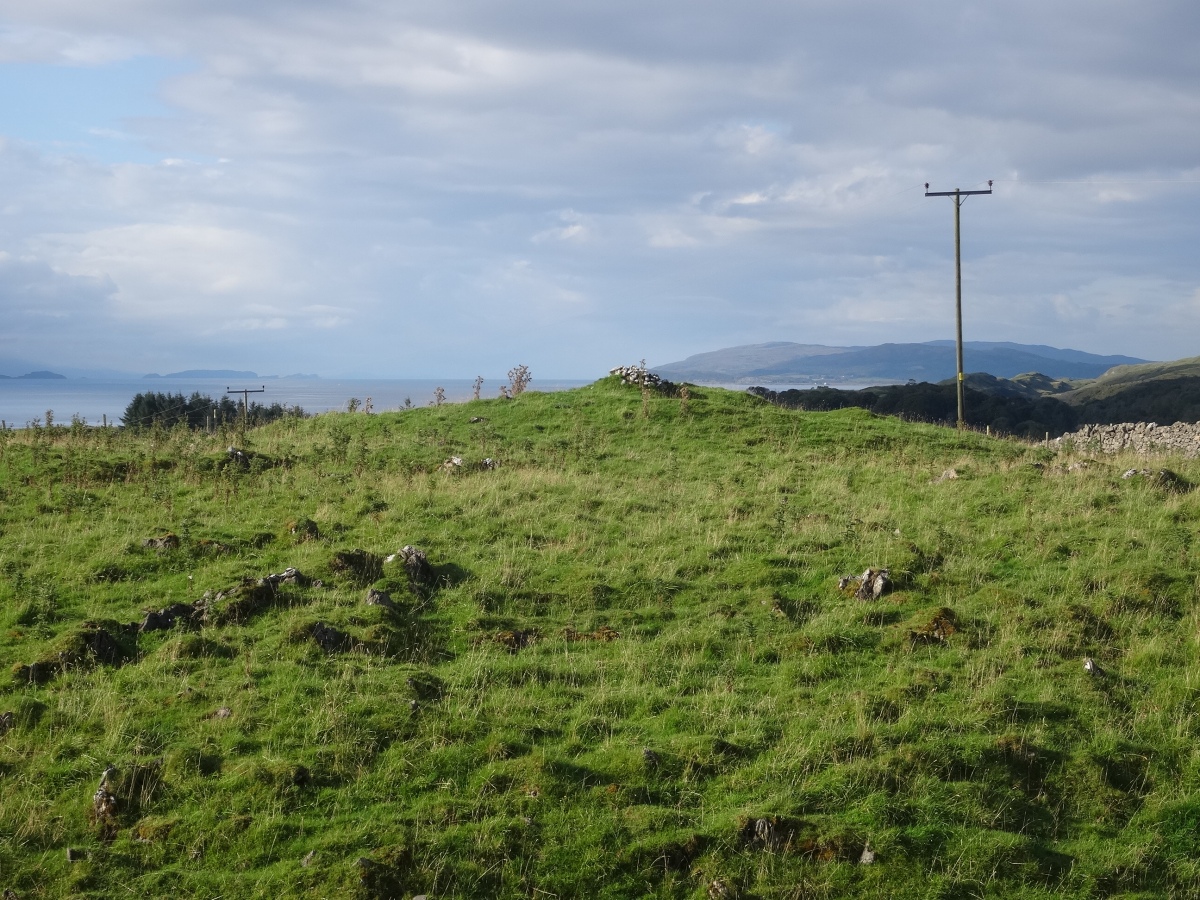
[2,381,1199,898]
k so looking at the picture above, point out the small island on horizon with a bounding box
[0,370,67,380]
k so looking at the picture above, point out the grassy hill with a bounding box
[2,379,1200,898]
[1052,357,1200,425]
[1061,356,1200,398]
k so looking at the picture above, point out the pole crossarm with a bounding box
[225,386,266,427]
[924,189,992,197]
[924,182,992,430]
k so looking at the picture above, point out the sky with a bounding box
[0,1,1198,378]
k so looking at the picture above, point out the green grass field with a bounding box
[2,377,1199,899]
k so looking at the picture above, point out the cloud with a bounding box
[0,0,1197,375]
[33,223,295,321]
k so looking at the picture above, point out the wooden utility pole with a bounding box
[925,181,992,429]
[226,385,265,429]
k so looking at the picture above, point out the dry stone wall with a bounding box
[1054,421,1200,457]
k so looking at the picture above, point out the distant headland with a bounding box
[0,370,67,380]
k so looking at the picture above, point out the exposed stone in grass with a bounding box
[223,446,277,471]
[365,588,397,611]
[330,549,383,584]
[197,580,278,625]
[263,566,318,588]
[209,706,233,719]
[1120,467,1192,493]
[642,747,661,769]
[91,766,119,842]
[909,608,958,646]
[142,533,180,550]
[389,545,433,590]
[12,621,135,685]
[0,711,12,737]
[311,621,353,654]
[707,880,735,899]
[189,568,315,625]
[289,517,321,542]
[934,468,958,483]
[738,815,810,853]
[140,602,198,633]
[839,568,890,600]
[494,629,537,651]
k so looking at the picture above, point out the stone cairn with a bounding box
[1053,421,1200,457]
[610,363,663,387]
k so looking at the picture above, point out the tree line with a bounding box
[749,375,1200,439]
[748,383,1078,439]
[121,391,307,429]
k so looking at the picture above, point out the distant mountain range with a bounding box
[653,341,1148,384]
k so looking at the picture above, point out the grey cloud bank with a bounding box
[0,1,1197,377]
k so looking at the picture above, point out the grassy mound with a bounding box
[1,378,1199,898]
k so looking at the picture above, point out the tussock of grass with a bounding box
[1,377,1199,897]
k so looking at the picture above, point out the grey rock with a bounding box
[397,545,434,588]
[365,588,397,610]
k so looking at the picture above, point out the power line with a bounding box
[994,178,1200,185]
[925,181,993,430]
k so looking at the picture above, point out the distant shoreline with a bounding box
[0,376,591,428]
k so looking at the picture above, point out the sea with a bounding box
[0,376,868,428]
[0,377,594,428]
